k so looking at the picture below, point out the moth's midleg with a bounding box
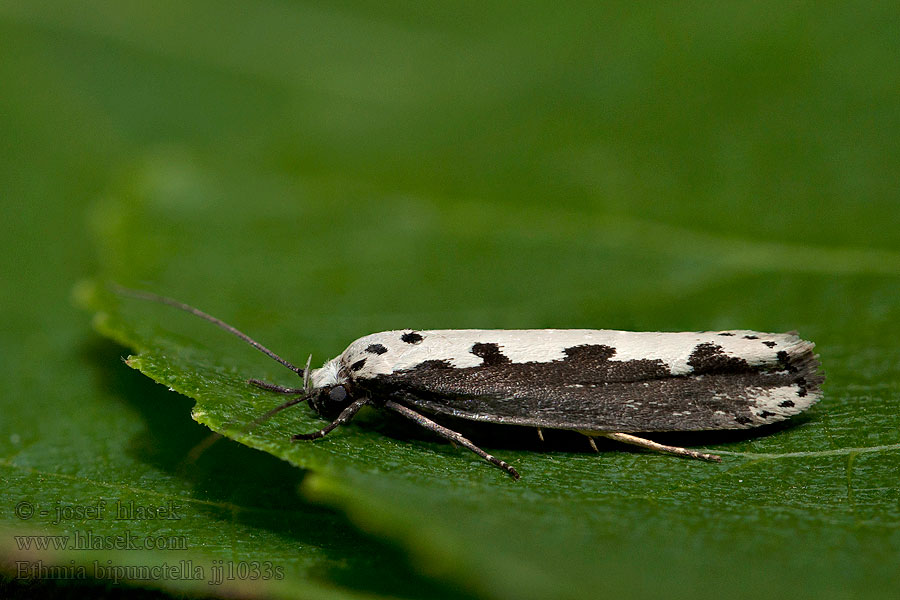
[292,397,370,441]
[384,400,521,480]
[595,432,722,463]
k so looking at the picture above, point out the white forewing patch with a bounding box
[329,329,806,380]
[750,384,819,418]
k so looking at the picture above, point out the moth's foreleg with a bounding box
[292,397,370,441]
[248,379,307,395]
[597,432,722,462]
[249,354,313,395]
[384,401,520,480]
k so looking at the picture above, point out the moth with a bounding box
[115,287,824,479]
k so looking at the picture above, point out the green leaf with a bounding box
[79,150,900,600]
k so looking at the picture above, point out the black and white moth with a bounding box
[115,287,824,479]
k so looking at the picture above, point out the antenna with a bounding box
[109,284,305,377]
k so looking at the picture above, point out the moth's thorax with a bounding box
[310,357,345,388]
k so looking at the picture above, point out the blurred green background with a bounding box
[2,2,899,599]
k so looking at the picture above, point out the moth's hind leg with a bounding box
[591,432,722,462]
[384,401,520,480]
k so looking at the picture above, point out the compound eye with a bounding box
[328,386,348,403]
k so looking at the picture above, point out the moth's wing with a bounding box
[351,330,823,432]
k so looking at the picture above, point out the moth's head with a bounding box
[309,384,353,418]
[305,357,353,417]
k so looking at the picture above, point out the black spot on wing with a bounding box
[735,415,753,425]
[743,335,759,340]
[687,343,751,374]
[470,342,511,366]
[401,332,424,344]
[758,410,776,419]
[366,343,388,355]
[561,345,670,380]
[718,332,735,336]
[779,400,795,408]
[776,350,798,373]
[563,344,616,361]
[411,359,454,370]
[762,341,777,348]
[350,359,367,371]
